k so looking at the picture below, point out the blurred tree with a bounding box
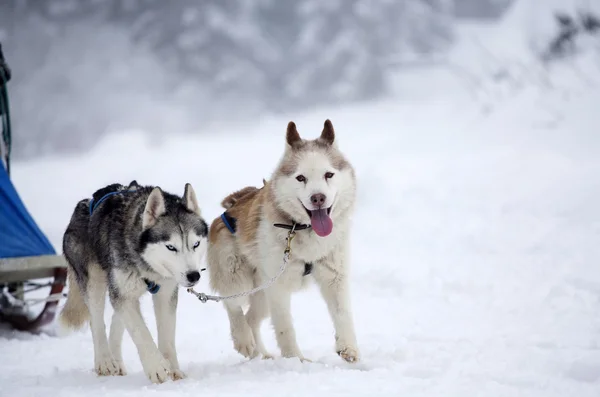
[0,0,455,159]
[453,0,514,20]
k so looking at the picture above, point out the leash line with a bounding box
[186,224,299,303]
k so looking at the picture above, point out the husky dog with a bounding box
[207,119,360,363]
[58,180,208,384]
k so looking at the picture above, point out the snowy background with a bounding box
[2,0,600,396]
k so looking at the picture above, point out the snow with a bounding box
[2,3,600,396]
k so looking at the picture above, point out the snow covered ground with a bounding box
[2,3,600,396]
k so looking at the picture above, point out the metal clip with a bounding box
[187,288,209,303]
[284,226,296,257]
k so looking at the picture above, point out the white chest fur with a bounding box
[287,226,346,263]
[256,218,348,268]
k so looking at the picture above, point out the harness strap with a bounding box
[89,191,126,215]
[220,212,236,234]
[303,262,313,276]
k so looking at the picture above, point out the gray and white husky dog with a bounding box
[58,180,208,384]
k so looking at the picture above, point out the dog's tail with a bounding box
[58,267,89,330]
[220,185,261,209]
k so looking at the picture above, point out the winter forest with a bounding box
[0,0,512,160]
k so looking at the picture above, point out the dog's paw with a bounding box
[142,355,172,384]
[336,345,360,363]
[95,354,122,376]
[249,350,274,360]
[280,348,305,361]
[114,360,127,376]
[231,324,256,358]
[170,369,187,381]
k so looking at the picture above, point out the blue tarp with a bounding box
[0,164,55,258]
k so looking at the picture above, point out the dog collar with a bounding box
[143,278,160,294]
[220,209,311,235]
[221,211,311,234]
[273,223,311,231]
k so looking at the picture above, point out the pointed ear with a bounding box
[320,119,335,146]
[182,183,201,216]
[286,121,302,149]
[143,187,166,229]
[127,180,140,191]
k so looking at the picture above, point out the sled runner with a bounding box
[0,43,67,333]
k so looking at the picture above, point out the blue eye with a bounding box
[193,241,200,249]
[166,244,177,252]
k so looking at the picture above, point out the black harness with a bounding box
[221,211,313,276]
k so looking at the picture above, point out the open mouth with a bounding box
[304,206,332,218]
[302,204,333,237]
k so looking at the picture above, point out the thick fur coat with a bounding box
[207,120,360,363]
[59,181,208,383]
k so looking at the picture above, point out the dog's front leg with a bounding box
[113,298,171,384]
[153,284,185,380]
[266,281,307,361]
[313,248,360,363]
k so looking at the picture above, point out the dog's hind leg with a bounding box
[86,264,122,376]
[152,283,186,381]
[245,288,272,359]
[108,311,127,375]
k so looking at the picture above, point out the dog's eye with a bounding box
[325,172,335,179]
[296,175,306,182]
[193,241,200,250]
[165,244,178,252]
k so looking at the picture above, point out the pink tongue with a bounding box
[310,209,333,237]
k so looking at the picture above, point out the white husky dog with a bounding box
[206,119,360,363]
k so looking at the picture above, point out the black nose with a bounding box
[186,271,200,283]
[310,193,326,207]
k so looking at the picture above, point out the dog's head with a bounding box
[270,119,356,237]
[139,184,208,287]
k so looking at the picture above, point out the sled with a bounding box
[0,48,67,333]
[0,256,67,333]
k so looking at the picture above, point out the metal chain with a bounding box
[186,225,297,303]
